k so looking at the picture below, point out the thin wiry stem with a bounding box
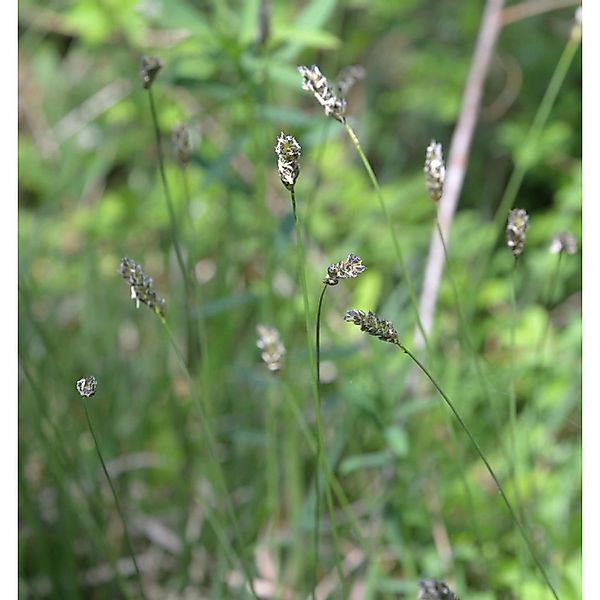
[536,251,564,362]
[147,88,197,366]
[417,0,503,348]
[180,167,202,371]
[526,250,565,530]
[160,318,259,599]
[471,32,581,299]
[22,366,132,598]
[82,401,147,600]
[279,377,369,547]
[343,121,431,355]
[313,284,328,596]
[434,220,509,461]
[290,190,347,598]
[398,344,560,600]
[508,259,524,510]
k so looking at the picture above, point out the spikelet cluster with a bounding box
[298,65,347,123]
[172,122,191,167]
[417,579,459,600]
[275,132,301,191]
[323,254,366,286]
[119,257,166,317]
[424,140,446,202]
[549,231,577,255]
[76,376,97,398]
[344,309,399,345]
[257,325,285,372]
[506,208,529,258]
[139,55,163,90]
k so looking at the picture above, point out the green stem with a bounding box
[343,121,431,355]
[160,318,259,599]
[82,401,147,600]
[21,366,132,598]
[435,219,508,458]
[265,378,280,591]
[290,190,346,597]
[280,377,369,549]
[509,259,523,508]
[147,89,197,366]
[536,251,564,363]
[398,344,560,600]
[467,32,580,306]
[313,285,328,596]
[180,167,202,372]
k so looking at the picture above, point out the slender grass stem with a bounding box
[398,344,560,600]
[433,219,501,555]
[313,284,327,597]
[147,89,190,289]
[434,220,507,453]
[21,366,133,598]
[290,191,346,598]
[280,377,369,550]
[82,401,147,600]
[343,122,431,355]
[180,167,202,371]
[509,258,529,593]
[508,259,524,511]
[160,318,259,599]
[466,32,580,310]
[147,89,198,368]
[524,250,565,518]
[265,378,281,592]
[536,251,564,362]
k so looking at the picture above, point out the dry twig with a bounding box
[415,0,504,349]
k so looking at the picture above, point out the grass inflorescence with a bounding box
[19,7,581,600]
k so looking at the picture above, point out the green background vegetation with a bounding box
[19,0,581,598]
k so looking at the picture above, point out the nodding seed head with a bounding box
[424,140,446,202]
[549,231,577,255]
[344,309,399,346]
[119,257,166,318]
[417,579,459,600]
[275,132,301,191]
[298,64,347,123]
[323,254,366,286]
[506,208,529,258]
[139,55,163,90]
[76,376,97,398]
[256,325,285,372]
[172,122,192,167]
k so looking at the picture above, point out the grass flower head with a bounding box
[119,257,166,317]
[275,132,301,191]
[344,309,399,345]
[424,140,446,202]
[323,253,366,286]
[298,64,347,123]
[506,208,530,258]
[139,55,163,90]
[172,122,191,167]
[257,325,285,372]
[550,231,577,255]
[417,579,459,600]
[76,376,97,398]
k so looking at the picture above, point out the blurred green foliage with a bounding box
[19,0,581,598]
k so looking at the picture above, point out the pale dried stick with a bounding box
[414,0,504,350]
